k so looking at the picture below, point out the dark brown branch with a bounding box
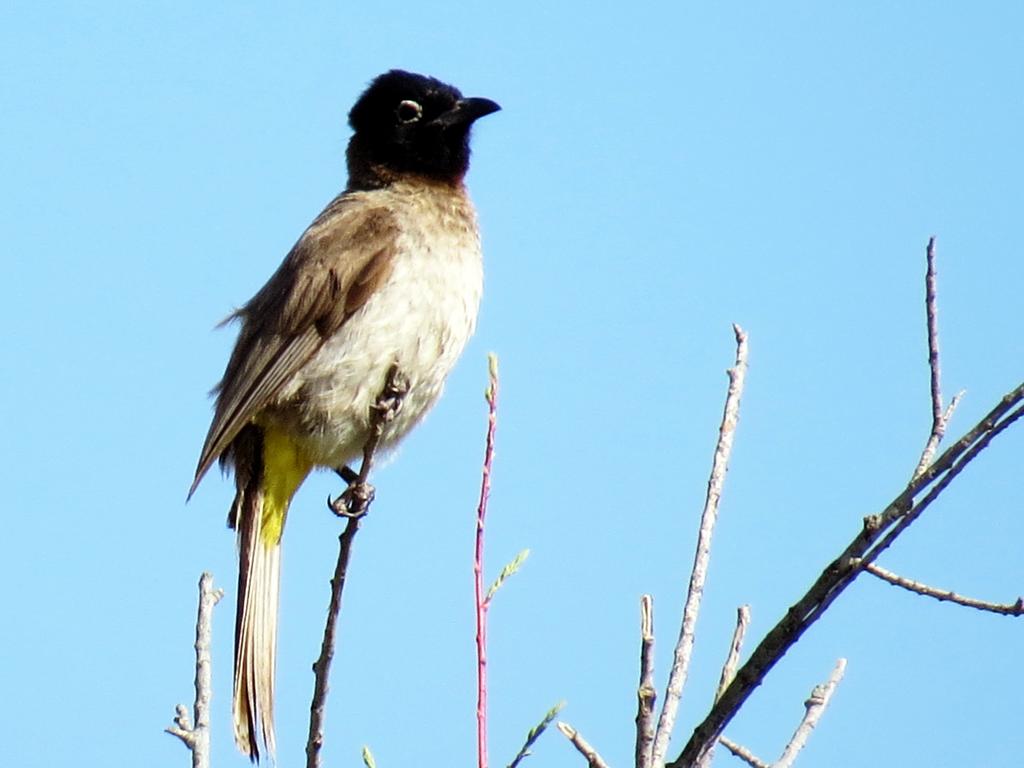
[305,365,409,768]
[667,381,1024,768]
[864,562,1024,616]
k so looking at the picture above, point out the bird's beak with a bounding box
[432,97,502,128]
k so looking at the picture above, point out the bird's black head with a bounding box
[346,70,500,189]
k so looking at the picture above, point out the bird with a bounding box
[189,69,500,761]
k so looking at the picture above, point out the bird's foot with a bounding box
[371,369,410,424]
[328,480,375,519]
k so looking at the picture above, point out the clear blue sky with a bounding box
[2,3,1021,767]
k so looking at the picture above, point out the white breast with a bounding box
[279,181,484,468]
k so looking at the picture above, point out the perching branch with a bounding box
[774,659,847,768]
[864,562,1024,616]
[651,324,749,766]
[166,572,224,768]
[305,364,409,768]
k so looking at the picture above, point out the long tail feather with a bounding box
[233,479,282,762]
[228,424,311,762]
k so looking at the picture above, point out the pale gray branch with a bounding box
[636,594,656,768]
[166,572,224,768]
[864,562,1024,616]
[913,391,964,480]
[775,659,847,768]
[558,722,612,768]
[697,606,752,768]
[718,737,769,768]
[714,606,751,705]
[652,325,749,766]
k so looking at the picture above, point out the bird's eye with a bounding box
[396,99,423,124]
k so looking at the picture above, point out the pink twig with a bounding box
[475,355,500,768]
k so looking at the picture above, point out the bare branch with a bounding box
[166,572,224,768]
[718,737,769,768]
[859,398,1024,571]
[925,236,943,427]
[475,353,500,768]
[864,562,1024,616]
[652,325,749,765]
[775,659,847,768]
[636,594,656,768]
[668,381,1024,768]
[714,606,751,705]
[913,237,964,479]
[696,606,752,768]
[557,722,612,768]
[306,365,409,768]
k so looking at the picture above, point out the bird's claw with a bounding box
[371,371,410,424]
[328,480,375,519]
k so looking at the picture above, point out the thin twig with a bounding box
[636,594,656,768]
[652,324,749,766]
[667,382,1024,768]
[864,562,1024,616]
[925,237,943,427]
[557,722,612,768]
[714,606,751,705]
[306,365,409,768]
[507,702,563,768]
[486,549,528,604]
[475,353,500,768]
[717,737,769,768]
[775,659,847,768]
[914,392,964,480]
[697,605,751,768]
[913,237,964,479]
[166,572,224,768]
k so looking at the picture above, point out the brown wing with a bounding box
[189,197,398,496]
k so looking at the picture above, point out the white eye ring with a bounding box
[396,99,423,124]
